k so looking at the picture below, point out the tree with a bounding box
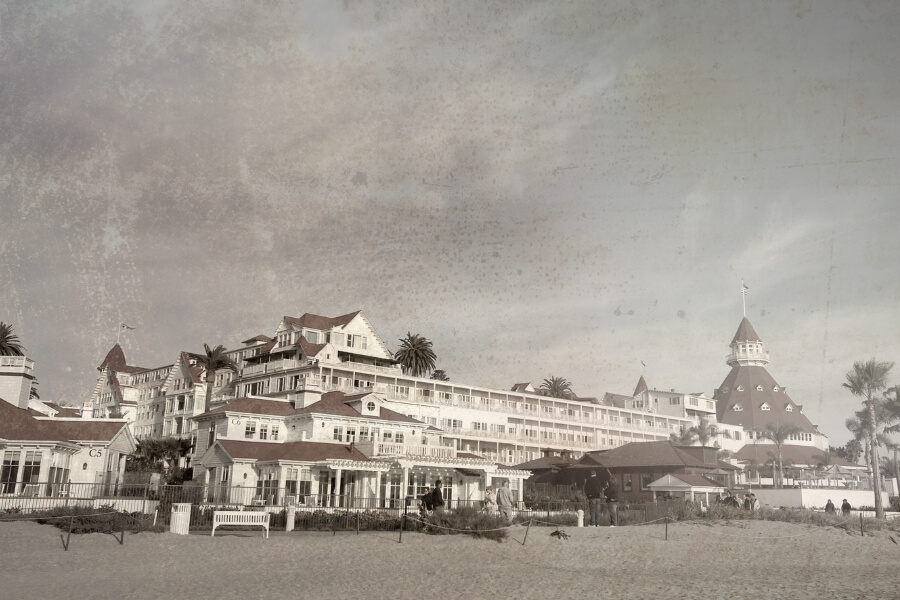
[540,376,573,399]
[0,322,25,356]
[689,418,718,446]
[831,442,862,464]
[843,359,894,519]
[189,344,239,413]
[430,369,449,381]
[756,423,802,488]
[669,426,697,445]
[29,378,39,400]
[394,333,436,378]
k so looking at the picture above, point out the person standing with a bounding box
[496,480,515,523]
[584,470,605,527]
[824,499,835,514]
[483,486,497,515]
[431,480,445,513]
[841,499,851,516]
[605,476,621,527]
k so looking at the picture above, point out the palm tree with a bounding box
[756,423,802,488]
[394,333,436,378]
[0,322,25,356]
[669,426,697,445]
[28,378,39,400]
[189,344,239,413]
[540,376,573,399]
[689,418,718,446]
[843,359,894,518]
[880,442,900,496]
[430,369,449,381]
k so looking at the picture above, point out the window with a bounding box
[306,331,320,344]
[734,431,741,441]
[345,427,357,443]
[760,403,770,411]
[756,385,763,391]
[207,427,216,448]
[367,401,376,412]
[473,422,488,431]
[640,473,654,491]
[623,474,633,492]
[773,386,779,392]
[259,424,269,440]
[245,421,257,438]
[689,397,698,406]
[382,431,393,442]
[1,454,20,493]
[270,426,279,440]
[669,398,681,405]
[732,404,743,411]
[736,386,744,392]
[333,426,344,441]
[395,432,404,444]
[785,404,793,412]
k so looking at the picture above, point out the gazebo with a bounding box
[647,474,725,504]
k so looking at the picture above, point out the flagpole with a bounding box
[741,280,748,317]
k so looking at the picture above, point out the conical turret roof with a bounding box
[633,376,648,396]
[731,317,762,344]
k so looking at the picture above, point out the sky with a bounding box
[1,1,898,446]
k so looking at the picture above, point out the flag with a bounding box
[121,323,135,330]
[641,361,646,367]
[741,282,749,293]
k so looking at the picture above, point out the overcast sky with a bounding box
[1,1,898,446]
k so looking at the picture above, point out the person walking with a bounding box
[584,470,605,527]
[496,480,515,523]
[605,475,621,527]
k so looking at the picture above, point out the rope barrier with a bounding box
[0,511,121,523]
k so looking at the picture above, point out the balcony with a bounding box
[241,358,305,376]
[0,355,34,373]
[355,441,457,459]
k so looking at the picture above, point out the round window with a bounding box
[367,401,376,411]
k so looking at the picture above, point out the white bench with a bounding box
[211,510,271,538]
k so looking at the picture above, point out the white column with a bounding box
[333,468,343,507]
[374,472,382,508]
[277,466,287,505]
[402,466,410,499]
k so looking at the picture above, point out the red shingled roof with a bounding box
[296,391,425,425]
[196,397,299,418]
[731,317,763,344]
[283,311,360,331]
[242,334,274,345]
[580,441,710,469]
[0,400,126,443]
[217,439,368,462]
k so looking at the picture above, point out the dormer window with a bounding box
[760,403,770,411]
[756,385,763,391]
[367,401,376,412]
[736,386,744,392]
[785,404,793,412]
[732,403,743,411]
[773,386,779,392]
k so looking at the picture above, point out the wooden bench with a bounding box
[211,510,270,538]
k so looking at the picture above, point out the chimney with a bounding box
[0,355,35,409]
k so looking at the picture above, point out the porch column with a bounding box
[15,449,26,495]
[402,466,410,498]
[334,468,343,507]
[374,472,382,508]
[276,465,286,505]
[36,449,50,486]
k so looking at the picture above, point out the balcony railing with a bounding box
[355,441,457,459]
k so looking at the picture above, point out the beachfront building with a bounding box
[0,358,135,502]
[80,310,698,467]
[192,390,530,508]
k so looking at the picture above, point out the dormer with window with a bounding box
[760,402,770,411]
[785,404,793,412]
[756,385,763,391]
[731,403,743,411]
[344,392,381,417]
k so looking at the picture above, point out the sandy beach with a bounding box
[1,520,896,600]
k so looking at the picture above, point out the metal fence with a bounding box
[1,482,675,530]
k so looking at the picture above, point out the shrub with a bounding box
[424,507,509,541]
[2,506,164,534]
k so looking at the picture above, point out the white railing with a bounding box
[242,358,304,376]
[0,356,34,371]
[338,361,403,376]
[355,441,457,459]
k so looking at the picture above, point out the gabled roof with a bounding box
[0,400,128,443]
[512,454,578,471]
[41,402,81,418]
[731,317,762,344]
[242,334,274,345]
[580,441,709,469]
[603,393,630,408]
[98,344,148,374]
[195,397,299,419]
[298,336,327,358]
[217,439,368,463]
[295,392,425,425]
[649,473,724,489]
[633,376,649,396]
[180,352,204,384]
[284,311,361,332]
[510,382,534,393]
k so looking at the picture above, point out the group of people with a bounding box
[716,491,760,511]
[824,499,852,516]
[584,469,621,527]
[482,480,516,522]
[418,479,517,523]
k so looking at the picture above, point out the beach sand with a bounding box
[1,520,896,600]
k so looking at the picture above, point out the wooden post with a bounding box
[62,516,73,551]
[665,516,668,541]
[860,513,864,537]
[522,519,531,546]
